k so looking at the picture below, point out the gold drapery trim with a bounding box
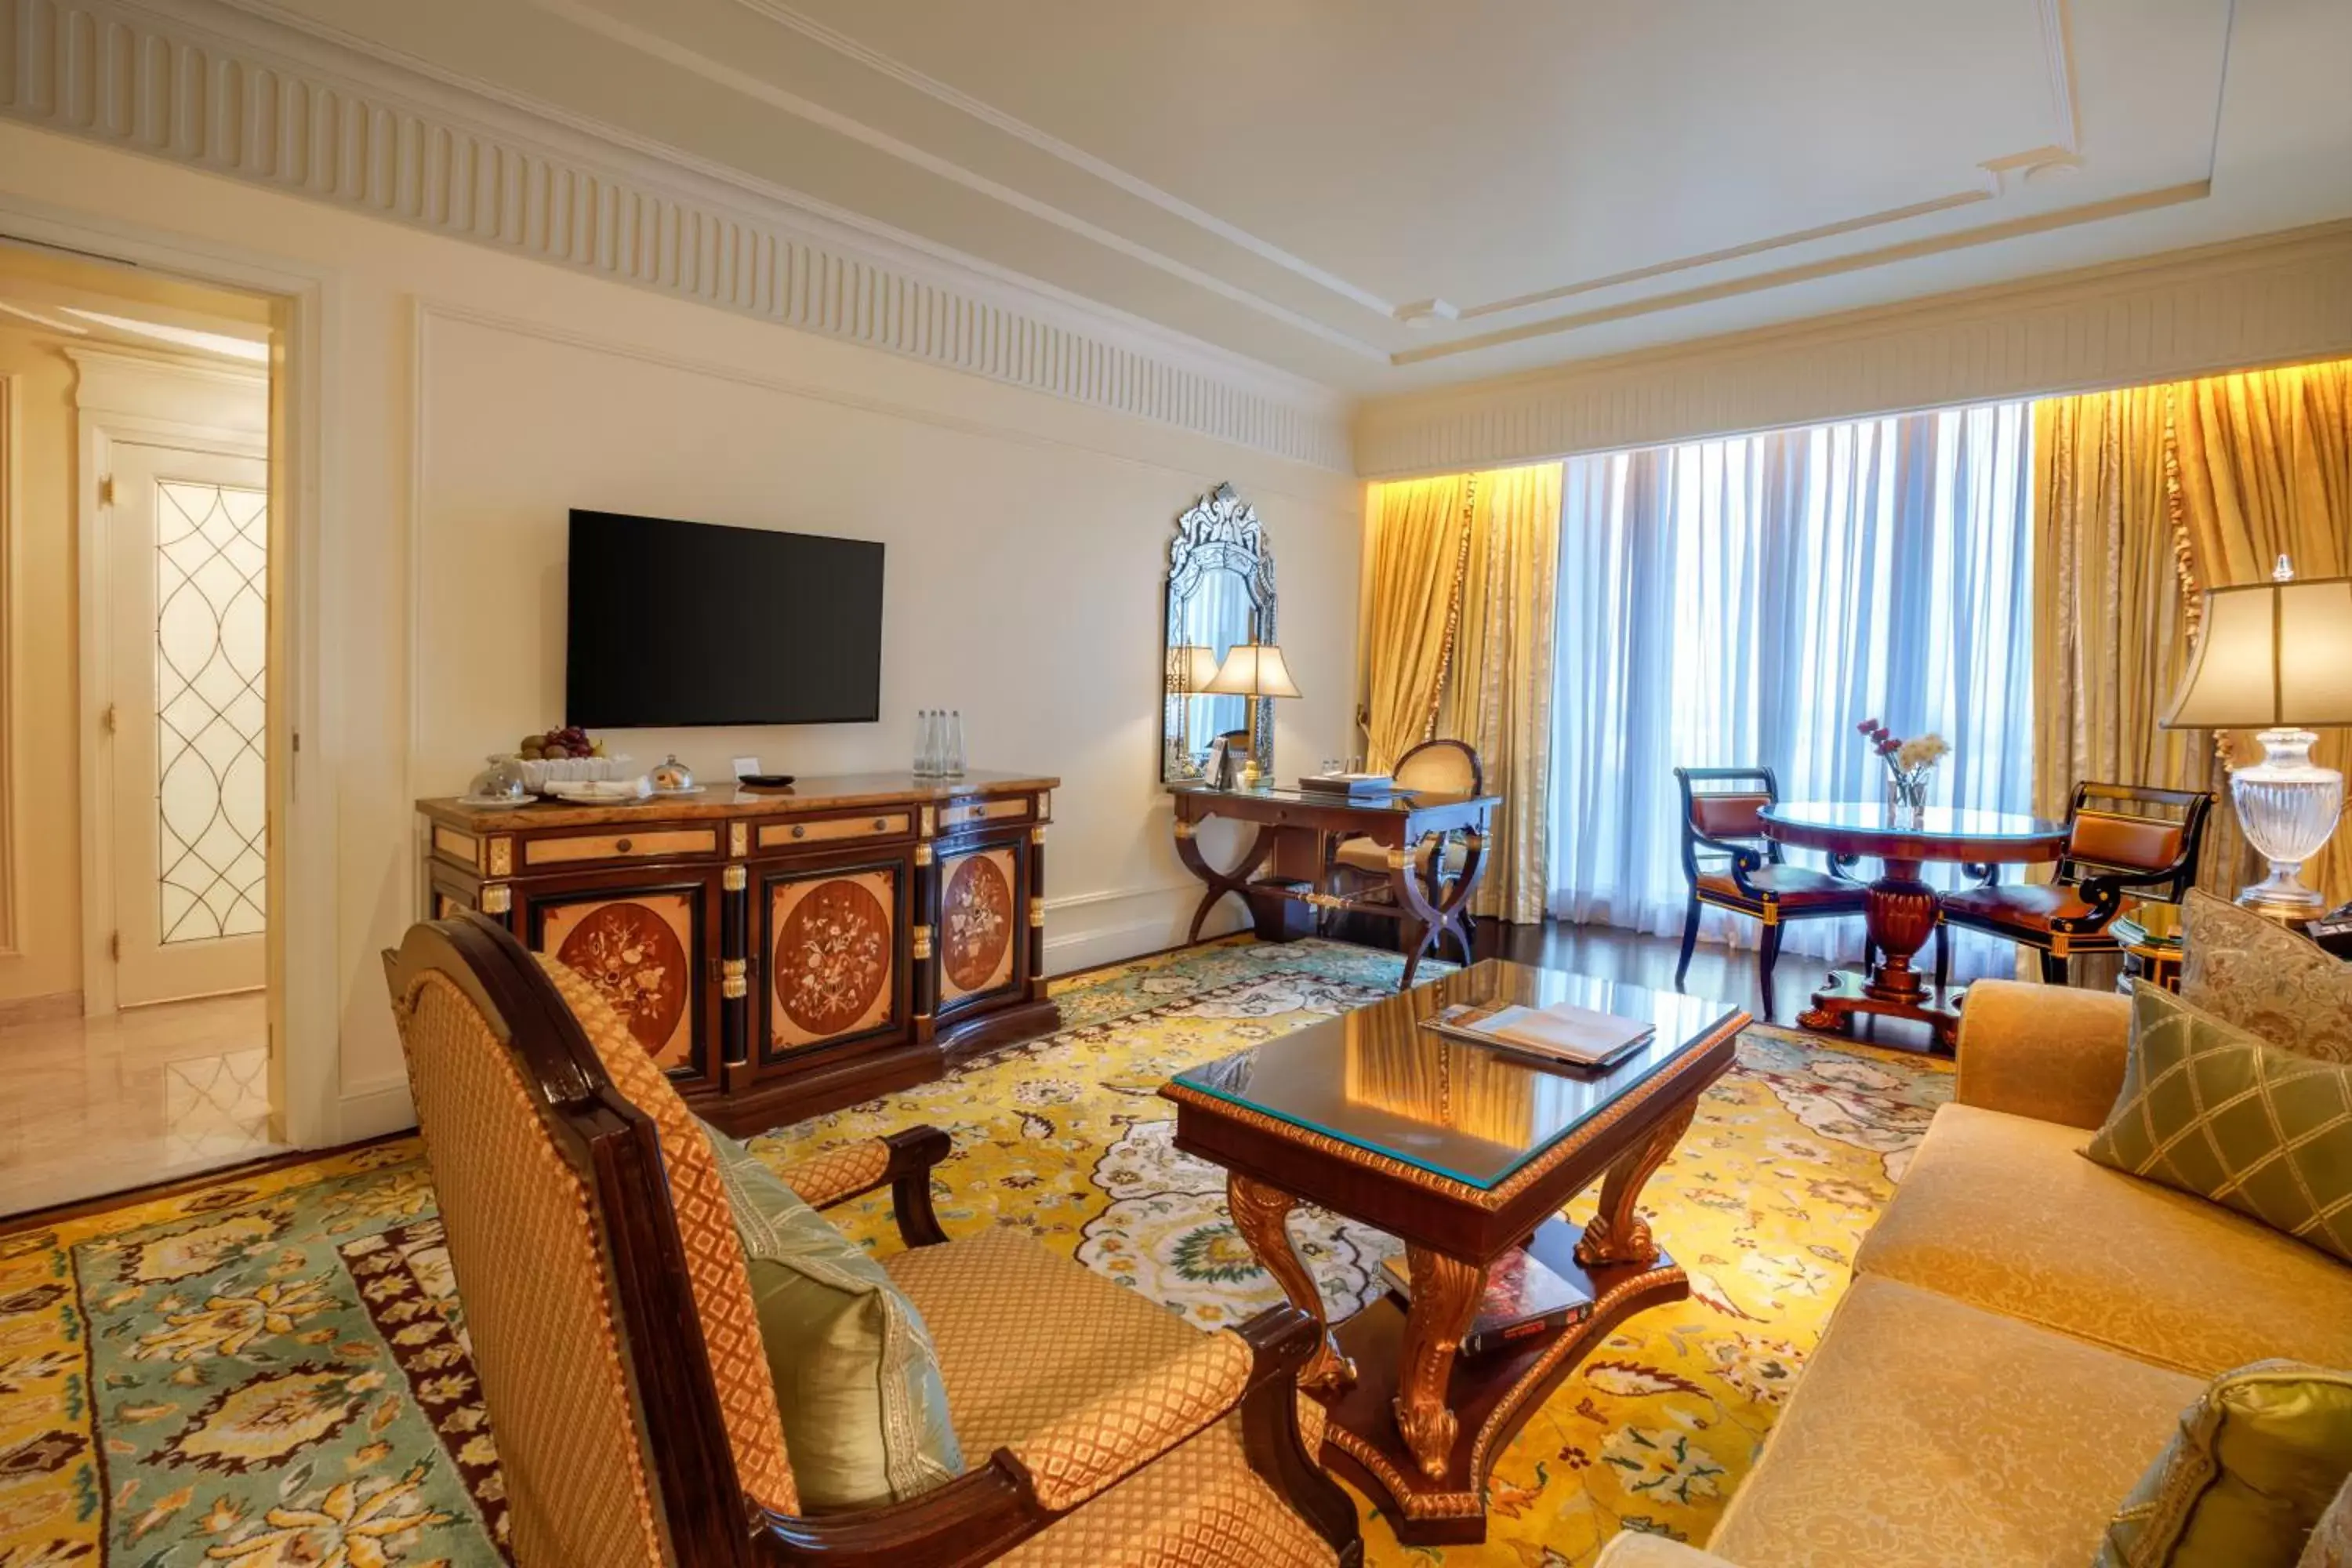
[1421,474,1480,749]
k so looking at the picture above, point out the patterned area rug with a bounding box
[0,937,1949,1566]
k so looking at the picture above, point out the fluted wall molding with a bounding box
[1356,220,2352,476]
[0,0,1352,471]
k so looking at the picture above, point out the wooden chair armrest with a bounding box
[753,1454,1049,1567]
[779,1126,950,1248]
[1687,832,1767,896]
[1954,979,2132,1130]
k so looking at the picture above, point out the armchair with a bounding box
[1933,782,2215,988]
[1328,738,1483,960]
[1672,767,1869,1018]
[383,911,1361,1567]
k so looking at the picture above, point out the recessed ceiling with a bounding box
[221,0,2352,393]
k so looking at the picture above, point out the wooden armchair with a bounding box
[382,911,1362,1567]
[1933,782,2216,987]
[1672,766,1869,1018]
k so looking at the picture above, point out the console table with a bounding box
[1169,783,1497,989]
[418,771,1058,1133]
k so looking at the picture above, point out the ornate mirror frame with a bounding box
[1161,483,1276,784]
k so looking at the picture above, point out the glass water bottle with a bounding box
[945,710,966,778]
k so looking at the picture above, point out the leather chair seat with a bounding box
[1696,863,1863,909]
[1941,881,2107,935]
[1332,834,1468,878]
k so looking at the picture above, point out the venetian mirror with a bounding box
[1161,483,1276,784]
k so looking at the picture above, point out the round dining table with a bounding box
[1759,801,2069,1049]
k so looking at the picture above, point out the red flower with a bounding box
[1857,719,1882,735]
[1877,738,1900,755]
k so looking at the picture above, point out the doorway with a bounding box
[0,242,285,1215]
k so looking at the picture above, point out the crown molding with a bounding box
[1355,218,2352,477]
[0,0,1353,470]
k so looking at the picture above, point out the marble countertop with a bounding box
[419,769,1058,831]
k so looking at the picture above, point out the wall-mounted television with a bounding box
[564,509,884,728]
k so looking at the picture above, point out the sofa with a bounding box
[1597,978,2352,1568]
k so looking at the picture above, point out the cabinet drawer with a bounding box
[524,828,719,867]
[757,812,913,851]
[937,796,1033,832]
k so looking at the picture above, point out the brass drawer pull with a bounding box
[873,818,887,830]
[615,837,633,853]
[792,824,807,839]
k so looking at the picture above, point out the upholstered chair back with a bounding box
[383,913,764,1568]
[1689,792,1772,840]
[1393,738,1483,796]
[2055,782,2216,901]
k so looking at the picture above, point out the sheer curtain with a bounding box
[1548,401,2035,960]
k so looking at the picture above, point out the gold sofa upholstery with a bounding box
[383,912,1361,1568]
[1598,979,2352,1568]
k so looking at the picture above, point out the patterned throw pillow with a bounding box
[2183,891,2352,1065]
[702,1126,964,1509]
[2096,1360,2352,1567]
[2085,983,2352,1265]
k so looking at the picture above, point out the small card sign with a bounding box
[731,756,762,779]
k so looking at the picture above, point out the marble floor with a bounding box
[0,991,282,1218]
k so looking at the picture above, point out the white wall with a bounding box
[0,123,1360,1142]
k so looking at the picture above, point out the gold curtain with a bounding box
[1363,464,1561,924]
[1360,474,1475,773]
[1435,463,1561,923]
[2034,357,2352,900]
[2169,359,2352,897]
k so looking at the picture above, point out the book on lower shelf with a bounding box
[1420,996,1654,1068]
[1380,1248,1594,1359]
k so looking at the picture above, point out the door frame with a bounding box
[2,194,333,1150]
[73,390,269,1011]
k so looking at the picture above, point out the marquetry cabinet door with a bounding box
[754,849,913,1068]
[935,837,1029,1017]
[517,866,724,1091]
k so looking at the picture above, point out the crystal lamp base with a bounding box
[2232,727,2344,916]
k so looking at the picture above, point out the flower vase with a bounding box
[1885,768,1933,820]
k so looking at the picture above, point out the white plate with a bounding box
[456,794,538,810]
[651,785,709,797]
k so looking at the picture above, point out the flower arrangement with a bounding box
[1857,720,1948,811]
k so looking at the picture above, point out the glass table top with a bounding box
[1760,802,2067,840]
[1168,961,1739,1190]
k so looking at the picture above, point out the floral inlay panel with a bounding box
[770,869,897,1048]
[537,895,695,1069]
[941,848,1017,1003]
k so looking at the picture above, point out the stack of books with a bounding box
[1380,1248,1594,1358]
[1420,996,1654,1069]
[1298,771,1395,797]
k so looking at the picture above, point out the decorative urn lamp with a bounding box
[2162,557,2352,915]
[1204,641,1301,786]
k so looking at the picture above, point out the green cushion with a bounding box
[700,1126,962,1509]
[2085,983,2352,1266]
[2096,1361,2352,1567]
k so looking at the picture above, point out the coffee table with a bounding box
[1160,959,1744,1544]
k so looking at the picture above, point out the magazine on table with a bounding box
[1380,1248,1595,1359]
[1419,996,1653,1068]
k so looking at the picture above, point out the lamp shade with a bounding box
[2163,573,2352,730]
[1204,642,1301,699]
[1169,644,1224,692]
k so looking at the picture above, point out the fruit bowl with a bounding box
[507,754,637,793]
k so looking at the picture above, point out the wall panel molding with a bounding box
[0,0,1352,471]
[1356,220,2352,475]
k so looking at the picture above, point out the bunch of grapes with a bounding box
[518,724,604,760]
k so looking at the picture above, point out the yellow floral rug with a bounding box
[0,935,1948,1566]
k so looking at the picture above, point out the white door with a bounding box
[103,442,270,1005]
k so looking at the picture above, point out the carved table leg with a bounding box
[1174,821,1280,943]
[1391,829,1486,989]
[1857,859,1939,1002]
[1227,1174,1356,1392]
[1574,1103,1698,1269]
[1392,1247,1485,1479]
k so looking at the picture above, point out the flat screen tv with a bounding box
[565,510,884,728]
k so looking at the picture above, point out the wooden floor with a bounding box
[0,991,281,1218]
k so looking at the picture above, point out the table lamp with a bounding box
[1205,642,1300,782]
[2161,557,2352,914]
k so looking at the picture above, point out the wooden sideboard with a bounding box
[417,771,1059,1133]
